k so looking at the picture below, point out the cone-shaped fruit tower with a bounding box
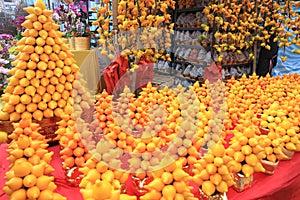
[192,141,236,197]
[79,84,199,199]
[55,76,95,185]
[0,0,79,122]
[3,118,66,200]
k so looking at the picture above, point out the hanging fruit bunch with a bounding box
[201,0,300,62]
[93,0,175,62]
[3,119,66,200]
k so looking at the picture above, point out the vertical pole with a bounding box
[47,0,51,9]
[112,0,118,52]
[112,0,118,32]
[253,1,259,74]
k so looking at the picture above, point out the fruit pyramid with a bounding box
[78,84,208,199]
[0,0,79,122]
[3,118,66,200]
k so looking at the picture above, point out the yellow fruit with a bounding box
[38,190,54,200]
[10,189,26,200]
[92,180,112,200]
[96,162,108,173]
[23,174,37,187]
[22,20,33,29]
[0,131,8,143]
[161,171,173,184]
[202,180,216,196]
[173,168,189,181]
[26,186,40,200]
[15,104,26,113]
[33,110,43,121]
[210,173,222,185]
[5,177,23,190]
[213,157,224,167]
[242,164,254,178]
[145,177,165,191]
[286,142,296,151]
[211,142,225,157]
[215,181,227,194]
[206,163,217,175]
[241,145,252,156]
[20,94,32,104]
[245,154,258,167]
[35,46,44,54]
[162,185,176,200]
[33,21,43,30]
[36,176,54,190]
[234,151,245,162]
[40,53,49,62]
[12,161,32,177]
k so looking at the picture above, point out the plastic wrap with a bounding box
[183,64,193,77]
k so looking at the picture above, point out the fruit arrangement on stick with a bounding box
[3,119,66,200]
[0,0,80,122]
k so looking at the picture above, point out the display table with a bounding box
[71,49,100,93]
[1,143,300,200]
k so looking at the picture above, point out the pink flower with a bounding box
[82,5,87,13]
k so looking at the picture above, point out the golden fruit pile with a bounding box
[78,73,300,198]
[0,0,80,122]
[0,1,93,199]
[3,119,65,200]
[55,75,95,171]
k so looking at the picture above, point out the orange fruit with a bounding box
[162,185,176,200]
[245,154,258,167]
[242,164,254,178]
[5,177,23,190]
[23,174,37,187]
[37,190,54,200]
[241,145,252,156]
[63,157,75,168]
[10,189,26,200]
[211,142,225,157]
[36,176,54,190]
[202,180,216,196]
[234,151,245,162]
[206,163,217,175]
[216,181,228,193]
[12,161,32,177]
[73,147,85,157]
[26,186,40,200]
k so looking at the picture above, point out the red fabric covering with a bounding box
[103,56,154,95]
[103,54,129,94]
[1,143,300,200]
[204,62,222,84]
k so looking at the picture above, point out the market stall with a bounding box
[1,0,300,200]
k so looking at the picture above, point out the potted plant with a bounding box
[53,0,91,50]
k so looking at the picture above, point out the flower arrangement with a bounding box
[52,0,91,38]
[13,16,26,40]
[0,34,18,91]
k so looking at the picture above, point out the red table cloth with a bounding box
[1,143,300,200]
